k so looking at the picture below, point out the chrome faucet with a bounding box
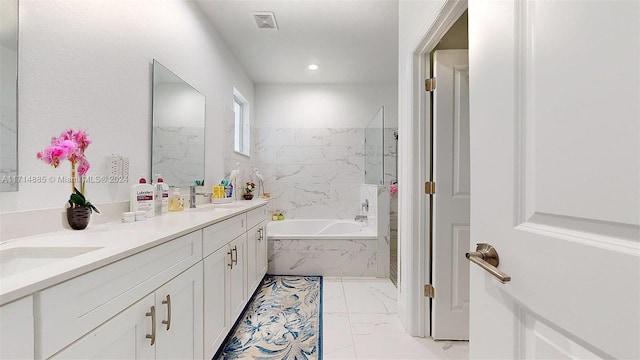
[355,214,368,222]
[189,185,211,208]
[362,199,369,212]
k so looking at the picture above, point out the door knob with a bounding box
[466,243,511,283]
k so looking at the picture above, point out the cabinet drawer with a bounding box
[246,205,268,230]
[35,230,202,359]
[203,214,245,257]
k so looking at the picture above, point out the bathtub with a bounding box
[267,219,379,277]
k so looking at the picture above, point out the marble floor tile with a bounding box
[350,313,467,359]
[323,278,349,313]
[323,312,357,359]
[321,277,469,359]
[342,278,398,314]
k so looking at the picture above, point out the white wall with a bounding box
[255,83,398,129]
[397,0,446,336]
[0,0,253,212]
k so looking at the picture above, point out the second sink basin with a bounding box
[0,246,103,279]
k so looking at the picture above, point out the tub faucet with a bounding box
[355,214,368,222]
[189,185,211,208]
[362,199,369,212]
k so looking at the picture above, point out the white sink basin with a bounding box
[0,246,103,278]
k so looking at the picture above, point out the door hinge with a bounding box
[425,78,436,92]
[424,284,435,298]
[424,181,436,195]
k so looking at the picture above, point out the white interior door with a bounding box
[432,49,470,341]
[469,1,639,359]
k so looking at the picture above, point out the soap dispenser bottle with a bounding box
[169,188,184,212]
[154,174,169,214]
[130,176,155,218]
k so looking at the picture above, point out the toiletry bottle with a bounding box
[130,176,155,218]
[169,188,184,212]
[155,174,169,213]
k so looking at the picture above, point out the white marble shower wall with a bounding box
[255,127,365,219]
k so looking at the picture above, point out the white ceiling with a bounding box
[195,0,399,84]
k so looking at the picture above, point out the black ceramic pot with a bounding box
[67,206,91,230]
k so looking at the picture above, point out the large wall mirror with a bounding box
[0,0,18,192]
[151,60,205,187]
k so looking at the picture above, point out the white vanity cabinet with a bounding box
[37,230,203,359]
[53,293,156,359]
[227,233,248,321]
[53,259,204,360]
[202,242,231,357]
[202,213,249,360]
[0,295,34,359]
[0,202,270,360]
[246,205,268,295]
[154,262,203,360]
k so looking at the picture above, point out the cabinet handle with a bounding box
[145,306,156,346]
[227,249,233,269]
[232,245,238,265]
[161,294,171,331]
[256,227,262,241]
[259,227,264,241]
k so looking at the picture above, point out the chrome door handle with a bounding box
[227,249,233,269]
[466,243,511,283]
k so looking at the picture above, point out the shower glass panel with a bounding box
[364,106,384,185]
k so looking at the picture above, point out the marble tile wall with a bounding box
[266,185,389,278]
[255,128,365,219]
[267,239,378,277]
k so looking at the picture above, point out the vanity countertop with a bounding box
[0,200,269,306]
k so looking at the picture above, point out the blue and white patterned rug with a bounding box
[217,275,323,360]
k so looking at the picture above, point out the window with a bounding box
[233,88,250,156]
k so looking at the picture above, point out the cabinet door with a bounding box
[256,222,268,282]
[53,294,156,359]
[155,263,203,360]
[0,296,34,360]
[247,221,268,296]
[203,246,231,360]
[247,224,259,295]
[228,233,248,321]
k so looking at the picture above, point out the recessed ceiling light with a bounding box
[308,64,319,71]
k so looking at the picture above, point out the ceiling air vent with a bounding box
[253,12,278,30]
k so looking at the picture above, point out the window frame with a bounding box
[233,88,250,157]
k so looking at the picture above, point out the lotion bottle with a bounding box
[130,176,155,218]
